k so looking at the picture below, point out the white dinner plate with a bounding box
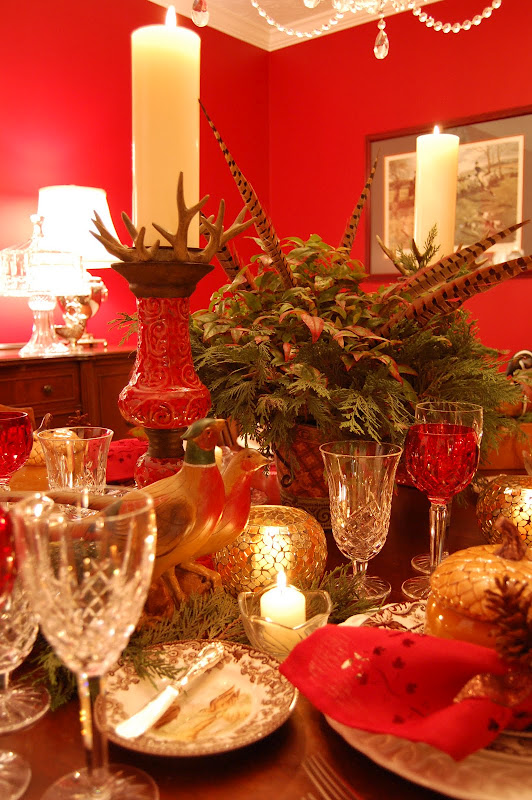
[99,640,297,756]
[327,717,532,800]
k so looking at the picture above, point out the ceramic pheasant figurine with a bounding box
[145,420,270,609]
[191,447,270,561]
[147,418,227,603]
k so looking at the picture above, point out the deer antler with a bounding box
[198,204,252,264]
[151,173,210,260]
[92,211,160,262]
[92,172,251,265]
[200,214,256,288]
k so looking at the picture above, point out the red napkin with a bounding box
[279,625,532,760]
[106,439,148,483]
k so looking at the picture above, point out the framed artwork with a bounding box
[366,107,532,276]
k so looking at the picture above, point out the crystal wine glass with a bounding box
[401,400,483,601]
[0,412,33,490]
[12,488,159,800]
[320,440,403,604]
[0,506,32,800]
[0,505,50,733]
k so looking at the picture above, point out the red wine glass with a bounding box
[401,401,483,601]
[0,511,17,604]
[0,412,33,490]
[0,509,32,800]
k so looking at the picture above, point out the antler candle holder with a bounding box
[92,173,251,484]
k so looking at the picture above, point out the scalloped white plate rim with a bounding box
[326,717,532,800]
[100,640,298,757]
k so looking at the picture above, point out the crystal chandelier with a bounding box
[191,0,502,59]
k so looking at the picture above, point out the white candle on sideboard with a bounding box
[260,570,306,628]
[414,126,459,265]
[132,6,200,245]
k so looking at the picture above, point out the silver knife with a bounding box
[114,642,225,740]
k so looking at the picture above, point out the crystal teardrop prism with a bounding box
[191,0,209,27]
[374,28,389,59]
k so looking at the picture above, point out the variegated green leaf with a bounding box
[301,313,325,343]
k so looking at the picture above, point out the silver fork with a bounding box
[302,753,363,800]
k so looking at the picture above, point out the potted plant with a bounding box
[186,110,531,516]
[114,111,530,517]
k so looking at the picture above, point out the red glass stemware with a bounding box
[0,509,16,605]
[0,412,33,489]
[401,401,483,601]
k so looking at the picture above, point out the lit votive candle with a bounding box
[260,570,306,628]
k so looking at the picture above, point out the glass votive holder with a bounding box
[476,474,532,546]
[36,426,113,492]
[238,587,332,661]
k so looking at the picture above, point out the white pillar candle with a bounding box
[260,570,306,628]
[414,126,459,265]
[132,6,200,246]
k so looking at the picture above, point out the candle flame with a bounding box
[433,125,440,135]
[276,569,287,590]
[166,5,177,26]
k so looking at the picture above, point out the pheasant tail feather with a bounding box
[379,253,532,336]
[200,102,295,289]
[392,220,528,300]
[339,158,378,255]
[215,242,242,281]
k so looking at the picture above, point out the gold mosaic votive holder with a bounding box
[476,474,532,545]
[212,505,327,596]
[238,586,332,661]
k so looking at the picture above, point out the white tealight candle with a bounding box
[260,570,306,628]
[132,5,200,245]
[414,125,459,265]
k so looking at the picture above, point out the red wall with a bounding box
[268,0,532,356]
[0,0,530,357]
[0,0,269,345]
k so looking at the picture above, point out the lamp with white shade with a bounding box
[0,186,119,355]
[37,185,119,271]
[36,185,121,348]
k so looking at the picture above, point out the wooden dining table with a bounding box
[4,483,490,800]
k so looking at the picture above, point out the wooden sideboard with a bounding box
[0,346,136,439]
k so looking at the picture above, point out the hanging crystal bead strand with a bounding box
[413,0,502,33]
[191,0,209,27]
[374,17,389,58]
[332,0,353,11]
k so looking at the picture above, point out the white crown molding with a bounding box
[149,1,443,52]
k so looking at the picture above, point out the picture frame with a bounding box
[365,106,532,276]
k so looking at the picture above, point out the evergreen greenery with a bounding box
[188,234,519,461]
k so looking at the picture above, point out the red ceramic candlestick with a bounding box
[112,254,214,485]
[92,172,252,485]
